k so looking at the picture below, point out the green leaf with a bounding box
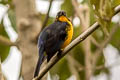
[0,20,10,62]
[8,9,17,32]
[61,0,74,17]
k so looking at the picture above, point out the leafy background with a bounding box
[0,0,120,80]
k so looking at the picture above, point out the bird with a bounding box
[34,11,73,78]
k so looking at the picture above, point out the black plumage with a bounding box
[34,21,68,77]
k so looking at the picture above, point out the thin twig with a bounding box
[36,0,54,41]
[0,35,16,46]
[33,5,120,80]
[114,5,120,14]
[42,0,53,29]
[91,36,100,48]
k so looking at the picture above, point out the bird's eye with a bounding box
[63,13,65,16]
[62,12,64,15]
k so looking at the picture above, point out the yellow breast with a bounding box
[59,16,73,49]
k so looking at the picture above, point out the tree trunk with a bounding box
[12,0,42,79]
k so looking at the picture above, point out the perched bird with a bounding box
[34,11,73,77]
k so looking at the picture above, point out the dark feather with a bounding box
[44,21,68,61]
[34,39,45,77]
[34,21,68,77]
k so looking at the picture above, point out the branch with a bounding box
[33,5,120,80]
[91,36,100,48]
[41,0,53,29]
[0,35,16,46]
[115,5,120,15]
[36,0,54,40]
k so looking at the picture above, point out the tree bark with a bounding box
[12,0,42,79]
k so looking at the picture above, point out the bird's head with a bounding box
[55,11,69,22]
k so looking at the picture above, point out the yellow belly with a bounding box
[61,21,73,49]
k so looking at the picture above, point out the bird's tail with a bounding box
[34,47,44,78]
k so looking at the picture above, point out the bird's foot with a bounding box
[57,49,63,58]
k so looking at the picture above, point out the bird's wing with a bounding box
[44,22,68,61]
[34,38,45,77]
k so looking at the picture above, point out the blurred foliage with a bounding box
[94,53,105,75]
[90,0,113,37]
[0,0,12,5]
[112,0,120,8]
[61,0,74,17]
[90,0,100,11]
[72,27,85,66]
[0,0,120,79]
[92,28,104,43]
[0,20,10,62]
[50,58,71,80]
[40,13,54,27]
[110,24,120,50]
